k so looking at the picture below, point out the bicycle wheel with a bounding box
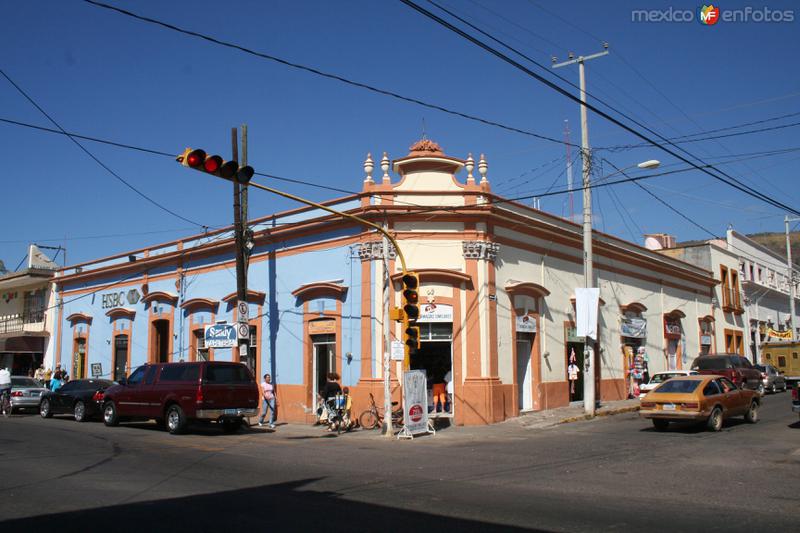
[359,410,379,430]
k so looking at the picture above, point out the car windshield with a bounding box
[650,373,678,384]
[754,365,766,372]
[11,377,41,388]
[655,380,700,394]
[692,357,728,370]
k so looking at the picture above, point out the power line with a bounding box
[4,112,799,223]
[82,0,576,148]
[399,0,800,217]
[0,69,209,229]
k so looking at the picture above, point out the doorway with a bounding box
[516,332,535,411]
[667,339,678,370]
[567,342,584,403]
[73,337,86,379]
[114,334,128,380]
[409,322,453,416]
[151,319,170,363]
[312,334,336,400]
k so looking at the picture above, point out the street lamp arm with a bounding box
[245,179,408,273]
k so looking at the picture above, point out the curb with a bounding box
[557,405,640,425]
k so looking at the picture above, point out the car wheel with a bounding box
[222,419,242,434]
[707,407,723,432]
[166,405,187,435]
[74,401,87,422]
[40,398,52,418]
[744,401,759,424]
[103,402,119,427]
[651,419,669,431]
[756,382,765,396]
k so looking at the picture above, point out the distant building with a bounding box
[0,244,59,374]
[53,140,715,424]
[656,229,800,363]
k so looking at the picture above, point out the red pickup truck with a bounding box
[690,354,764,394]
[102,361,259,434]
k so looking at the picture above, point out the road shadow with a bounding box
[0,478,548,532]
[789,420,800,429]
[639,417,751,434]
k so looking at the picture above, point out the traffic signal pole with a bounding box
[231,128,250,370]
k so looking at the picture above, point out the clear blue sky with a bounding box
[2,0,798,268]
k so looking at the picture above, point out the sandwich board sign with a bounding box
[397,369,434,440]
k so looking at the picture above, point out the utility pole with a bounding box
[785,216,799,342]
[381,223,393,437]
[553,45,608,418]
[231,127,250,370]
[241,124,249,230]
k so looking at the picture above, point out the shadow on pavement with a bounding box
[0,478,547,532]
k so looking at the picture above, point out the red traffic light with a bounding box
[185,149,206,168]
[203,155,223,173]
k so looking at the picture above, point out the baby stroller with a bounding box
[325,392,353,434]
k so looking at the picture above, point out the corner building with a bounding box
[53,140,716,425]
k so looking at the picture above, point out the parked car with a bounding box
[638,370,698,398]
[101,361,259,434]
[640,375,760,432]
[754,364,787,394]
[9,376,48,413]
[690,354,763,394]
[40,379,116,422]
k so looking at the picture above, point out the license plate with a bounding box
[662,404,676,411]
[223,409,238,415]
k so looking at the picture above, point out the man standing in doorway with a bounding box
[258,373,276,429]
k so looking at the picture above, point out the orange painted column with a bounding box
[464,259,482,378]
[360,259,372,379]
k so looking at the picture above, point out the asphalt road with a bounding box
[1,393,797,532]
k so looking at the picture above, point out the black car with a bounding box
[40,379,115,422]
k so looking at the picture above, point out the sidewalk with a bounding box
[513,398,640,429]
[243,398,641,441]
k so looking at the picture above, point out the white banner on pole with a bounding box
[575,288,599,340]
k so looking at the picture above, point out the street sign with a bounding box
[91,363,102,378]
[237,301,249,321]
[204,324,237,348]
[391,340,404,361]
[237,323,250,340]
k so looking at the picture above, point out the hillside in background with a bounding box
[747,232,800,267]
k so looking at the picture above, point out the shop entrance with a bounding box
[151,319,170,363]
[516,332,535,411]
[73,337,86,379]
[409,321,453,416]
[312,334,336,400]
[113,334,128,380]
[567,342,584,403]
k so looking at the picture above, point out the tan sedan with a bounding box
[639,375,760,432]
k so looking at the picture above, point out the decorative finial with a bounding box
[465,153,475,183]
[381,152,390,182]
[364,152,374,183]
[478,153,488,184]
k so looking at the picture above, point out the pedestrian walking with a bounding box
[257,373,276,428]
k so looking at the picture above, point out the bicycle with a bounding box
[1,390,11,418]
[358,392,403,430]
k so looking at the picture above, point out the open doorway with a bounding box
[114,334,128,380]
[567,342,584,403]
[409,321,453,416]
[151,319,170,363]
[516,332,535,411]
[312,334,336,400]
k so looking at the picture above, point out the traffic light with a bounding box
[401,272,421,369]
[177,148,254,184]
[404,324,420,351]
[401,272,420,322]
